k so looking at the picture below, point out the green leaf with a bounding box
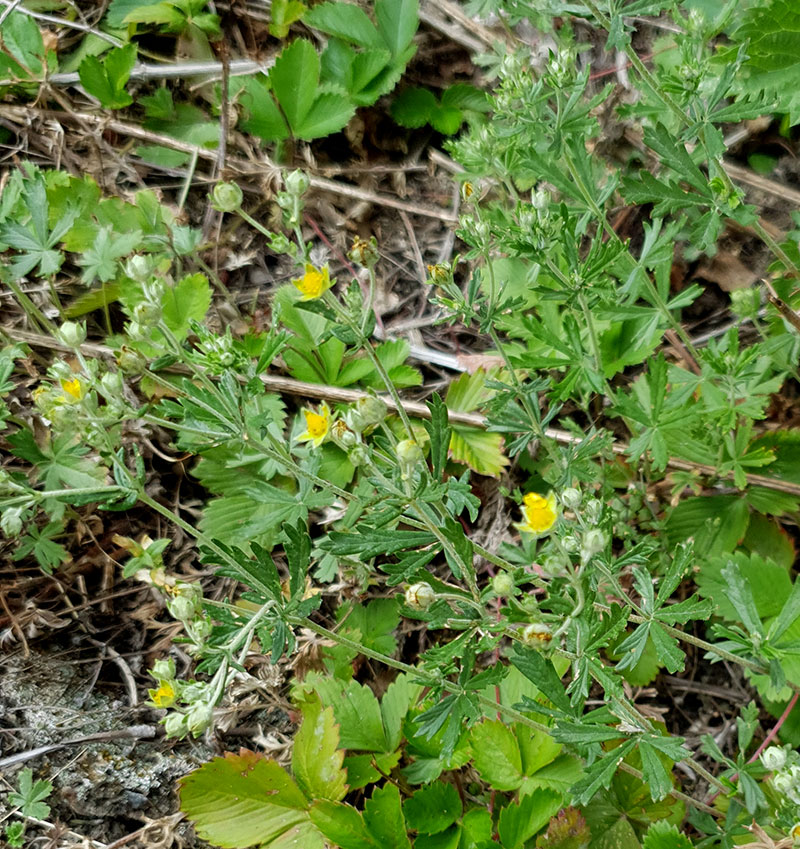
[696,551,791,623]
[293,91,355,140]
[1,11,45,77]
[270,0,307,38]
[162,273,211,339]
[403,782,461,835]
[292,698,348,802]
[305,2,384,49]
[721,559,764,636]
[642,820,693,849]
[448,426,508,476]
[78,44,136,109]
[425,393,451,482]
[179,750,311,848]
[239,76,289,142]
[309,801,378,849]
[381,673,423,750]
[769,578,800,643]
[736,0,800,125]
[363,783,412,849]
[375,0,418,58]
[9,768,52,819]
[664,495,749,557]
[391,87,437,128]
[303,677,389,751]
[469,719,523,790]
[498,788,562,849]
[511,646,573,714]
[270,39,319,133]
[637,741,672,803]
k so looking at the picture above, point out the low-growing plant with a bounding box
[4,0,800,846]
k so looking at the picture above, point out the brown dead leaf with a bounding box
[697,252,758,292]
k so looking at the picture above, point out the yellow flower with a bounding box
[148,680,176,708]
[293,263,331,301]
[297,402,331,447]
[59,377,84,402]
[514,491,558,536]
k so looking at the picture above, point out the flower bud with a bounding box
[397,438,423,481]
[761,746,787,772]
[492,571,515,597]
[284,170,310,196]
[166,583,203,621]
[1,507,24,538]
[426,264,449,285]
[560,488,581,511]
[581,529,606,560]
[211,181,243,212]
[460,181,475,202]
[347,396,387,432]
[520,622,552,647]
[150,657,176,681]
[163,711,189,739]
[348,443,369,467]
[405,582,435,611]
[134,301,161,326]
[58,321,86,348]
[125,255,152,282]
[100,370,124,399]
[117,346,148,375]
[585,499,603,523]
[186,702,214,737]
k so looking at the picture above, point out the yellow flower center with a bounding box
[150,681,175,707]
[304,410,328,440]
[60,378,83,401]
[521,493,557,533]
[294,264,329,300]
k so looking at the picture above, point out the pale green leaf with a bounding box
[292,699,348,802]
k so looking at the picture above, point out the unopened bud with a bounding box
[151,658,176,680]
[347,396,387,432]
[1,507,23,537]
[100,370,124,399]
[492,572,515,597]
[117,346,148,374]
[762,746,787,772]
[58,321,86,348]
[397,438,423,480]
[560,488,581,511]
[284,170,310,196]
[520,622,552,647]
[186,702,214,736]
[581,529,606,560]
[164,711,189,739]
[211,181,243,212]
[405,582,435,611]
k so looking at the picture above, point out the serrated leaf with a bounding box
[270,0,307,38]
[1,11,44,77]
[642,820,693,848]
[270,39,319,133]
[375,0,418,58]
[403,782,461,835]
[294,91,355,140]
[162,273,211,339]
[470,720,523,790]
[78,44,136,109]
[305,2,384,49]
[292,698,348,802]
[391,87,436,128]
[304,677,388,751]
[449,426,508,476]
[363,783,412,849]
[309,801,378,849]
[498,788,562,849]
[179,750,310,848]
